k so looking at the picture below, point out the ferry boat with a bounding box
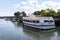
[23,15,55,29]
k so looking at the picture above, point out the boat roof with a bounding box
[23,15,53,20]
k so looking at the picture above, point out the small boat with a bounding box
[23,15,55,30]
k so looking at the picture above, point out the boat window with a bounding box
[29,20,32,22]
[27,20,29,22]
[23,19,39,23]
[36,21,39,23]
[33,20,39,23]
[33,20,35,23]
[44,20,53,22]
[44,20,47,22]
[49,20,53,22]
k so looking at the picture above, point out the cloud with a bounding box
[21,1,27,5]
[41,1,60,11]
[13,0,60,15]
[13,4,21,9]
[28,0,39,6]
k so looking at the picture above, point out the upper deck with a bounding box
[23,15,54,20]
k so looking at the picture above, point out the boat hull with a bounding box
[23,23,55,30]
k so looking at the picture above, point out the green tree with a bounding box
[56,11,60,17]
[46,9,56,16]
[33,11,41,15]
[40,10,47,16]
[14,11,26,18]
[14,11,21,18]
[22,11,26,16]
[40,8,56,17]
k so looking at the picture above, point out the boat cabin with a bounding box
[23,15,55,29]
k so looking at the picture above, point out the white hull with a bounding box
[23,23,55,29]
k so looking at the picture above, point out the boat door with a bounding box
[40,19,44,26]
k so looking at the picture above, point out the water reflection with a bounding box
[0,19,60,40]
[4,18,22,26]
[9,20,58,40]
[23,27,57,40]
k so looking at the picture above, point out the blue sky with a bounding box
[0,0,60,16]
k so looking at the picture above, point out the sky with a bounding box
[0,0,60,16]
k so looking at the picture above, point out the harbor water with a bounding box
[0,19,60,40]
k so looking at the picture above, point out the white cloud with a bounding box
[28,0,39,6]
[13,0,60,15]
[21,1,27,5]
[41,1,60,11]
[21,6,30,10]
[13,4,20,9]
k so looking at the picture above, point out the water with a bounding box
[0,19,60,40]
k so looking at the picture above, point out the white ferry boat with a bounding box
[23,15,55,29]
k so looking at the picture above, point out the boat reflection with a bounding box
[22,25,56,32]
[23,26,57,40]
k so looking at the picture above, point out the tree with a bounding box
[14,11,21,18]
[46,9,56,17]
[22,11,26,16]
[40,10,47,16]
[40,8,56,17]
[14,11,26,18]
[56,10,60,17]
[33,11,41,15]
[52,9,60,18]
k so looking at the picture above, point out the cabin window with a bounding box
[26,20,29,22]
[33,20,35,23]
[23,19,39,23]
[36,21,39,23]
[49,20,53,22]
[44,20,47,22]
[33,20,39,23]
[27,20,29,22]
[44,20,53,22]
[29,20,32,22]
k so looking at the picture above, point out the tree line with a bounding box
[33,8,60,18]
[14,8,60,18]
